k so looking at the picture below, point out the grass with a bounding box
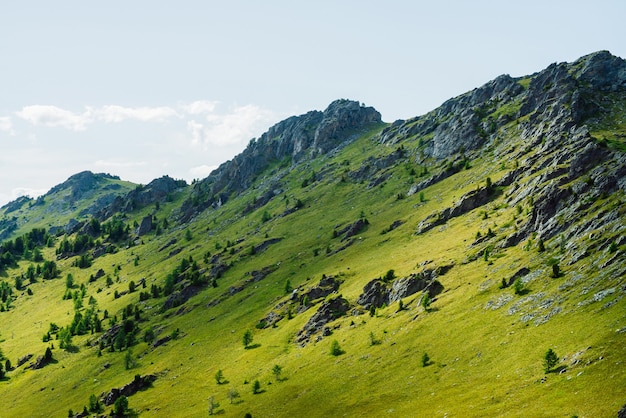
[0,96,625,417]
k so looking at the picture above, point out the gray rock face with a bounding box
[296,296,350,345]
[378,50,626,162]
[99,175,186,219]
[181,99,381,220]
[136,215,153,236]
[357,269,447,310]
[102,374,157,406]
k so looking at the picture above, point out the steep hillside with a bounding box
[0,51,625,418]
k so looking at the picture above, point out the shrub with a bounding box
[369,332,381,346]
[422,352,430,367]
[227,388,240,404]
[513,278,525,295]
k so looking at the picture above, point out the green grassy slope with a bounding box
[1,58,625,417]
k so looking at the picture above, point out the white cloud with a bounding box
[0,117,16,135]
[95,105,180,123]
[190,104,278,149]
[180,100,219,115]
[16,104,182,130]
[11,186,47,200]
[187,120,204,146]
[16,105,93,131]
[94,159,148,169]
[189,164,217,179]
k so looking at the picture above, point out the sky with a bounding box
[1,0,625,207]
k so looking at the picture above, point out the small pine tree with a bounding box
[421,352,430,367]
[124,349,135,370]
[538,238,545,253]
[330,340,343,356]
[397,299,404,312]
[252,379,261,394]
[544,348,559,373]
[89,393,103,413]
[284,279,293,294]
[215,369,224,385]
[383,269,395,282]
[513,278,525,295]
[422,292,432,311]
[551,263,560,278]
[272,364,283,381]
[113,396,129,416]
[243,330,253,348]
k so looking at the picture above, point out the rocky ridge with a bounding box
[180,99,381,220]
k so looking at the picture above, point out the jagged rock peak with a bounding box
[378,50,626,159]
[255,98,381,162]
[181,99,381,218]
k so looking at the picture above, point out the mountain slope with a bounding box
[0,51,625,418]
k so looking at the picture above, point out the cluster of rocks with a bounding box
[295,296,350,345]
[101,374,157,406]
[356,268,448,310]
[333,218,369,241]
[287,268,448,346]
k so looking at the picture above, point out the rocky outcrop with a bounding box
[357,268,448,310]
[17,353,33,367]
[136,215,153,236]
[379,51,626,163]
[180,99,381,221]
[334,218,369,241]
[417,185,501,235]
[102,374,157,406]
[99,176,187,219]
[298,275,342,302]
[296,296,350,345]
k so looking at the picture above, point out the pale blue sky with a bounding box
[1,0,625,206]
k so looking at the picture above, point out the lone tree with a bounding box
[243,330,253,348]
[227,388,240,404]
[422,292,432,311]
[272,364,283,381]
[215,369,225,385]
[544,348,559,373]
[252,379,262,394]
[421,352,430,367]
[330,340,344,356]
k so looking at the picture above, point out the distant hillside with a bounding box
[0,51,624,418]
